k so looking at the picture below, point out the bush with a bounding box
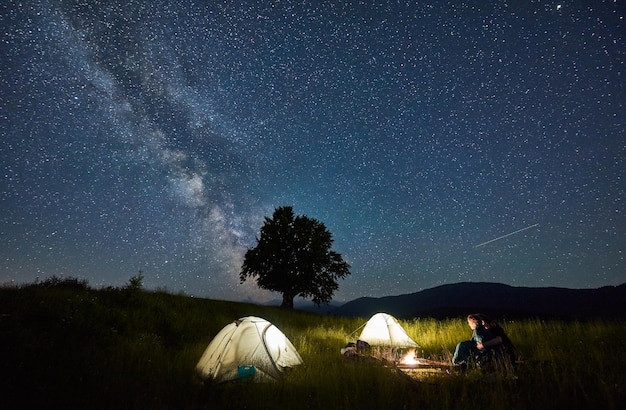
[125,271,145,291]
[33,275,90,290]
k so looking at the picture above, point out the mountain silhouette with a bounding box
[332,282,626,320]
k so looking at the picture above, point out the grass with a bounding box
[1,281,625,409]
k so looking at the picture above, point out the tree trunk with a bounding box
[280,292,294,309]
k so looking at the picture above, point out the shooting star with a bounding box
[475,223,539,248]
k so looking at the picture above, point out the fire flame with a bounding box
[399,349,419,365]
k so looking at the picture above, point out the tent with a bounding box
[358,312,419,348]
[195,316,303,383]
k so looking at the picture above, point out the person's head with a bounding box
[475,313,498,329]
[466,314,483,330]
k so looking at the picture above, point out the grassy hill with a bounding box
[2,279,625,409]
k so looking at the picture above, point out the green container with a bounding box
[237,365,256,380]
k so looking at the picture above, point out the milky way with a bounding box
[2,1,624,303]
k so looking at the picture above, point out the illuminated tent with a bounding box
[195,316,303,383]
[358,312,419,348]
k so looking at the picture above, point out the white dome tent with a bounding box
[358,312,419,348]
[195,316,303,383]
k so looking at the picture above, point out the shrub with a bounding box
[33,275,90,290]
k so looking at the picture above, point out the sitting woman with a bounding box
[452,313,515,370]
[452,313,493,368]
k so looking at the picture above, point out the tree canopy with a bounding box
[240,206,351,309]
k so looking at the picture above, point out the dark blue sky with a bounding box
[1,1,624,303]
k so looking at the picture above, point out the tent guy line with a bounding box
[474,223,540,248]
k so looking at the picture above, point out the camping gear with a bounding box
[195,316,303,383]
[358,312,419,348]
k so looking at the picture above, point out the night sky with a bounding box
[2,1,624,303]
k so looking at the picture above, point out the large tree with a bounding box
[240,206,351,309]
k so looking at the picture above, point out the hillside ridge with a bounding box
[331,282,626,320]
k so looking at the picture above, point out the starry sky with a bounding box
[1,1,624,303]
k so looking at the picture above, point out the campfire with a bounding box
[396,349,448,369]
[398,349,420,367]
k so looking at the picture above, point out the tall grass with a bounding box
[1,283,624,409]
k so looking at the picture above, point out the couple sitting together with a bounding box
[452,313,516,371]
